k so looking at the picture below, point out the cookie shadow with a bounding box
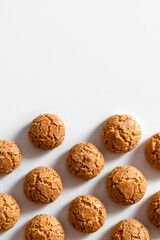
[13,124,47,159]
[99,226,113,240]
[87,122,124,163]
[128,140,160,181]
[133,196,160,240]
[0,174,8,180]
[56,204,91,240]
[10,222,26,240]
[52,151,84,189]
[9,176,45,214]
[90,174,127,216]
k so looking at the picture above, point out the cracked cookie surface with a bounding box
[28,114,65,150]
[107,166,146,205]
[101,114,141,153]
[148,191,160,229]
[145,133,160,171]
[24,166,62,204]
[0,193,20,232]
[111,219,150,240]
[69,195,106,233]
[25,214,64,240]
[0,140,21,174]
[66,143,104,181]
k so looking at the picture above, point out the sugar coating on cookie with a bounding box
[148,191,160,229]
[101,114,141,153]
[145,133,160,171]
[0,193,20,232]
[66,143,104,181]
[24,166,62,204]
[107,166,146,205]
[110,219,150,240]
[69,195,106,233]
[0,140,21,174]
[25,214,64,240]
[28,114,65,150]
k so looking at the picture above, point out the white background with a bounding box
[0,1,160,239]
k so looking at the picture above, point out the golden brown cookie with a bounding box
[28,114,65,150]
[148,191,160,229]
[107,166,147,205]
[69,195,106,233]
[101,114,141,153]
[0,140,21,174]
[24,166,62,204]
[66,143,104,181]
[111,219,150,240]
[145,133,160,171]
[25,214,64,240]
[0,193,20,232]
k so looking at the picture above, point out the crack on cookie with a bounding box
[69,195,106,233]
[24,167,62,204]
[107,166,146,205]
[66,143,104,181]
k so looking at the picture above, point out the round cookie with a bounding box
[101,114,141,153]
[25,214,64,240]
[107,166,147,205]
[111,219,150,240]
[148,191,160,229]
[0,193,20,232]
[0,140,21,174]
[24,166,62,204]
[145,133,160,171]
[69,195,106,233]
[28,114,65,150]
[66,143,104,181]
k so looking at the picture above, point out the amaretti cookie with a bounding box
[24,166,62,204]
[101,114,141,153]
[66,143,104,181]
[25,214,64,240]
[145,132,160,171]
[28,114,65,150]
[0,193,20,232]
[69,195,106,233]
[148,191,160,229]
[107,166,147,205]
[0,140,21,174]
[111,219,150,240]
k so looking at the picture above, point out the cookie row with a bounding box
[0,164,158,234]
[23,165,146,206]
[1,191,160,239]
[1,114,160,175]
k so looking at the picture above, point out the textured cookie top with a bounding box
[28,114,65,150]
[69,195,106,233]
[101,114,141,153]
[111,219,150,240]
[107,166,147,205]
[0,193,20,232]
[24,166,62,204]
[25,214,64,240]
[66,143,104,181]
[0,140,21,174]
[145,133,160,171]
[148,191,160,229]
